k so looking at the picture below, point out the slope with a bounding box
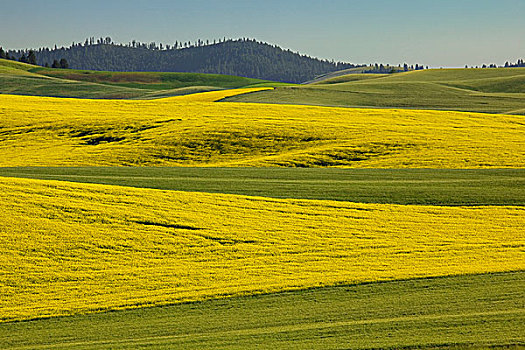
[2,272,523,349]
[0,59,283,99]
[0,91,523,168]
[14,39,357,83]
[1,176,523,322]
[30,67,276,90]
[226,68,525,114]
[1,167,524,206]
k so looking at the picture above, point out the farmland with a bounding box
[0,65,524,349]
[0,59,287,99]
[0,176,524,322]
[1,167,524,206]
[0,92,523,168]
[226,67,525,115]
[2,272,523,349]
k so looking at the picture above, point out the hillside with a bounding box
[2,167,523,206]
[3,272,522,349]
[227,67,525,114]
[0,90,523,168]
[0,58,283,99]
[1,72,524,350]
[10,38,357,83]
[0,176,523,322]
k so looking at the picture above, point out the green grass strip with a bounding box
[0,167,523,206]
[1,272,523,349]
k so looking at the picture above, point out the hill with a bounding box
[9,38,358,83]
[1,77,524,350]
[303,65,407,84]
[0,176,523,322]
[0,58,284,99]
[0,90,523,168]
[226,67,525,114]
[3,272,522,349]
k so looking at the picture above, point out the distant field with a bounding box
[31,67,275,91]
[1,92,523,168]
[1,176,523,321]
[2,272,523,349]
[1,167,524,206]
[3,60,524,115]
[0,59,288,99]
[226,68,525,114]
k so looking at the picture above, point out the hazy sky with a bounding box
[1,0,523,67]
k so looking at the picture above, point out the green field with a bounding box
[1,167,524,206]
[1,59,524,349]
[0,59,289,99]
[3,59,524,115]
[225,68,525,114]
[1,272,523,349]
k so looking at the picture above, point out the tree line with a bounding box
[3,38,524,82]
[505,59,525,68]
[0,47,69,68]
[363,63,428,74]
[463,59,525,69]
[2,38,360,82]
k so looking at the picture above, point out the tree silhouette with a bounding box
[28,50,37,65]
[59,58,69,69]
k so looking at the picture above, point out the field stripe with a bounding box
[2,271,523,349]
[7,309,524,349]
[1,167,523,206]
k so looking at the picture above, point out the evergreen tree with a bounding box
[24,37,362,82]
[59,58,69,69]
[27,50,37,65]
[51,59,60,68]
[0,47,5,59]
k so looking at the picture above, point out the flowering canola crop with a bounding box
[0,91,523,168]
[0,177,523,321]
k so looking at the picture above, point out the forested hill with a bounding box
[13,38,358,83]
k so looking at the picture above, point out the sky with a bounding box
[0,0,524,67]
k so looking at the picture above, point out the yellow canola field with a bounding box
[0,177,523,321]
[0,91,524,168]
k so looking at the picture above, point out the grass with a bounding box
[225,68,525,114]
[30,67,275,90]
[0,74,148,99]
[0,59,37,73]
[1,60,524,348]
[1,176,523,321]
[3,60,523,115]
[1,92,523,168]
[0,59,287,99]
[0,167,524,206]
[1,271,523,349]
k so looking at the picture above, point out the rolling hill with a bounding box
[8,38,357,83]
[1,58,524,350]
[0,58,284,99]
[1,176,523,322]
[226,67,525,114]
[5,59,522,116]
[2,272,522,349]
[0,90,523,168]
[0,84,523,349]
